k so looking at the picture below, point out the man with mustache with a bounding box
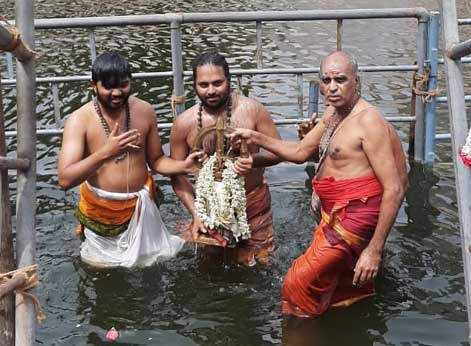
[170,52,282,266]
[58,51,202,267]
[231,51,407,316]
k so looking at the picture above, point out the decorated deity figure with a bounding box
[170,52,282,266]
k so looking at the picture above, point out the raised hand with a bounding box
[101,123,140,160]
[297,112,317,140]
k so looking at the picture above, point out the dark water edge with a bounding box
[0,0,471,345]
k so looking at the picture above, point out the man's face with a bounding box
[195,64,230,111]
[93,78,132,111]
[319,56,359,110]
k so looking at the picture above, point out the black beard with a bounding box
[96,91,131,113]
[197,88,230,112]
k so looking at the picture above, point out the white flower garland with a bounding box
[195,154,251,242]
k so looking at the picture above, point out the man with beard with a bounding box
[230,51,407,316]
[58,51,202,267]
[169,52,282,266]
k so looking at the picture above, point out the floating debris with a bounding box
[105,327,119,341]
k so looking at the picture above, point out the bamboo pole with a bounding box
[14,1,37,345]
[441,0,471,343]
[0,70,15,346]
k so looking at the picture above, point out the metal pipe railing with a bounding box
[413,17,428,161]
[424,12,440,163]
[441,0,471,342]
[23,8,429,29]
[0,64,421,86]
[14,2,37,345]
[3,115,416,138]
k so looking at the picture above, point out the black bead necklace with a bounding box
[94,98,131,163]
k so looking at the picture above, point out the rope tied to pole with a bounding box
[412,69,443,103]
[0,16,41,60]
[171,94,186,117]
[0,264,45,322]
[0,16,21,52]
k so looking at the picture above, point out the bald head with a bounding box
[319,51,358,77]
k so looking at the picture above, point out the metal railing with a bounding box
[441,0,471,342]
[1,8,430,159]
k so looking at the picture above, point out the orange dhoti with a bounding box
[281,174,383,318]
[233,181,274,266]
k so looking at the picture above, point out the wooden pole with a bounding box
[14,1,37,345]
[0,70,15,346]
[441,0,471,343]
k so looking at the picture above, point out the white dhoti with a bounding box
[80,182,185,268]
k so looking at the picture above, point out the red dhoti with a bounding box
[281,174,383,318]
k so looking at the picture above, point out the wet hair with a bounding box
[91,51,132,89]
[319,51,359,77]
[192,52,231,86]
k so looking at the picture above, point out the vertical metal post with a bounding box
[14,1,37,345]
[414,18,428,161]
[170,20,185,115]
[441,0,471,342]
[307,80,319,118]
[88,29,97,64]
[0,71,15,346]
[336,19,343,51]
[51,83,61,127]
[256,21,263,69]
[296,73,303,118]
[6,53,14,79]
[424,12,440,163]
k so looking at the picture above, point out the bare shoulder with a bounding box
[171,104,198,134]
[63,101,94,131]
[235,92,269,118]
[129,96,155,119]
[358,105,388,130]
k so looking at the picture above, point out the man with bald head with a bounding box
[231,50,407,317]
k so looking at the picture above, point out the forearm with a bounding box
[171,175,198,218]
[368,187,404,254]
[58,150,107,190]
[151,156,187,176]
[252,132,310,164]
[252,150,283,168]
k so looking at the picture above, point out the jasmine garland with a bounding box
[195,154,251,242]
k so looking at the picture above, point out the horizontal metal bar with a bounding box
[458,18,471,25]
[25,8,429,29]
[447,39,471,60]
[436,95,471,103]
[438,56,471,64]
[1,64,419,86]
[4,115,416,138]
[435,133,451,140]
[0,156,30,170]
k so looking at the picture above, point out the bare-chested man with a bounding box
[231,51,407,317]
[58,51,201,268]
[170,52,282,266]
